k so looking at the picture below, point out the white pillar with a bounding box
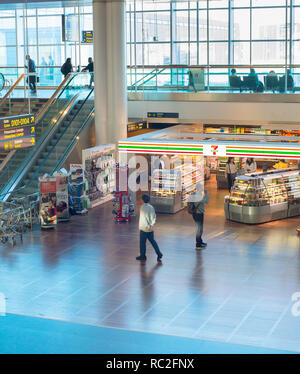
[93,0,127,145]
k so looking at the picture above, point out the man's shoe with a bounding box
[136,256,146,261]
[196,243,207,250]
[157,254,163,263]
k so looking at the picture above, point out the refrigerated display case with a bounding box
[151,169,182,213]
[224,169,300,224]
[150,156,204,213]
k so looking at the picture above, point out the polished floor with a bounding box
[1,175,300,353]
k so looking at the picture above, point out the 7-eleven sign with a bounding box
[203,144,226,156]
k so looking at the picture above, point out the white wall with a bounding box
[128,100,300,127]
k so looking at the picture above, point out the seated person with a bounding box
[248,68,259,86]
[268,70,277,77]
[279,69,294,92]
[229,68,243,91]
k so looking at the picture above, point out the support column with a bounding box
[93,0,127,145]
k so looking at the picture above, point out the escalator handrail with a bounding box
[55,108,94,173]
[0,73,25,108]
[36,73,72,122]
[27,88,94,184]
[1,93,81,200]
[36,72,92,122]
[0,75,81,187]
[0,107,95,202]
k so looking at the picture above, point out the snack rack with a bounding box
[112,164,135,222]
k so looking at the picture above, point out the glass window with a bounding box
[190,10,197,42]
[232,0,250,7]
[252,41,285,64]
[26,17,37,45]
[199,10,208,41]
[173,43,189,64]
[252,8,286,40]
[80,45,94,65]
[0,18,16,46]
[0,46,17,66]
[233,42,250,64]
[38,16,62,45]
[252,0,286,6]
[174,11,189,41]
[143,2,170,11]
[38,8,63,15]
[232,8,250,40]
[209,9,228,41]
[293,7,300,40]
[38,46,64,66]
[136,12,170,42]
[136,43,170,65]
[190,42,198,64]
[199,42,208,65]
[209,42,228,64]
[209,1,229,9]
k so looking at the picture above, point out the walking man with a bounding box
[136,194,163,262]
[25,55,37,93]
[187,183,209,250]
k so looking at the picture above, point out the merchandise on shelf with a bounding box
[54,171,70,222]
[150,155,204,213]
[82,144,116,208]
[39,176,57,228]
[112,164,135,222]
[224,169,300,224]
[69,164,88,214]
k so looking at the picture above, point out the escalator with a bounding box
[0,73,94,200]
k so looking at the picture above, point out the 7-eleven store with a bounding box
[118,124,300,224]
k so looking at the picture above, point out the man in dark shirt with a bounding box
[25,55,37,93]
[82,57,94,88]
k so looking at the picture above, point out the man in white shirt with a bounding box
[136,194,163,262]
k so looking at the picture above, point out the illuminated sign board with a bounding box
[147,112,179,119]
[0,114,35,150]
[82,30,93,44]
[0,136,35,151]
[0,113,35,130]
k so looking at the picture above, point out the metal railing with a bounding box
[127,64,300,93]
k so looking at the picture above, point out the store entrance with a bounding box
[147,153,300,225]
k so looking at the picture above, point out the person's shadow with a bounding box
[190,251,205,293]
[139,262,162,316]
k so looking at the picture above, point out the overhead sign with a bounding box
[0,114,35,150]
[82,30,93,44]
[0,126,34,142]
[0,113,35,130]
[147,112,179,119]
[0,136,35,151]
[62,14,78,42]
[203,144,226,157]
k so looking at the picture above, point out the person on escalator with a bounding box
[61,58,73,79]
[82,57,94,88]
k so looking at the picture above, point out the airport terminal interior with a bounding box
[1,0,300,355]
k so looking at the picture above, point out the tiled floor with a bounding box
[1,175,300,353]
